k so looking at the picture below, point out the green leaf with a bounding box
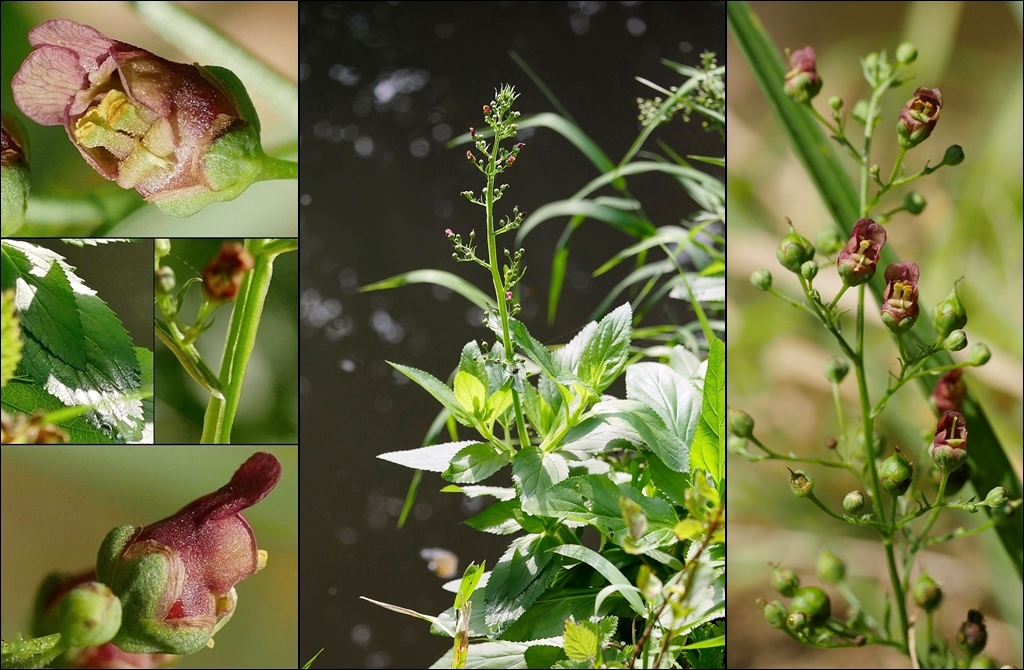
[501,588,603,641]
[558,415,641,460]
[389,362,474,426]
[1,290,22,389]
[646,452,689,507]
[362,270,496,311]
[593,399,688,473]
[444,443,510,484]
[359,596,454,637]
[485,535,560,635]
[552,545,646,617]
[513,447,570,515]
[577,303,631,393]
[464,499,523,536]
[625,362,701,462]
[379,440,481,472]
[428,640,562,669]
[508,319,558,379]
[563,618,599,662]
[454,370,488,418]
[690,337,724,484]
[1,381,116,443]
[456,562,486,610]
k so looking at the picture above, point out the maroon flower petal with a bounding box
[12,46,85,125]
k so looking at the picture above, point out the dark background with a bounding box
[298,1,725,667]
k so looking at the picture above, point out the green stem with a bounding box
[259,156,299,181]
[886,146,908,188]
[915,473,949,547]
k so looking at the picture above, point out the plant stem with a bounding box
[260,156,299,181]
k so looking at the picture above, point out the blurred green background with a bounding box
[0,446,297,668]
[0,1,297,237]
[154,238,298,444]
[727,2,1022,668]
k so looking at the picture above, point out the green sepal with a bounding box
[1,163,30,235]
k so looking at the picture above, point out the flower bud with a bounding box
[790,586,831,625]
[880,261,920,334]
[843,490,865,514]
[968,656,998,669]
[1,111,31,235]
[897,87,943,149]
[824,357,849,384]
[930,411,968,475]
[786,611,808,632]
[816,550,846,584]
[784,47,822,104]
[984,486,1008,509]
[837,219,886,287]
[800,261,818,280]
[760,599,788,629]
[828,95,843,111]
[58,582,122,648]
[202,242,255,304]
[777,227,816,273]
[770,567,800,597]
[815,228,845,255]
[912,572,942,612]
[880,449,914,496]
[728,409,755,439]
[934,282,968,339]
[957,610,988,656]
[903,191,927,215]
[969,344,991,366]
[12,19,279,218]
[932,369,966,414]
[852,100,870,125]
[896,42,918,65]
[751,268,773,291]
[789,469,814,498]
[943,330,968,351]
[942,144,965,166]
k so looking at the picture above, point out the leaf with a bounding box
[378,440,480,472]
[485,534,560,634]
[359,596,454,637]
[593,398,688,473]
[464,499,523,535]
[1,381,117,443]
[513,447,569,515]
[558,415,641,460]
[690,337,724,485]
[501,588,603,641]
[441,485,516,501]
[444,443,510,484]
[668,274,724,303]
[389,362,474,426]
[625,362,701,462]
[563,618,599,662]
[454,370,488,418]
[60,238,135,247]
[509,319,558,379]
[552,545,646,617]
[1,290,22,389]
[455,562,486,609]
[361,270,495,311]
[577,303,631,393]
[428,640,563,669]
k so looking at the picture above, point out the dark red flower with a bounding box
[932,369,966,414]
[202,242,255,303]
[836,219,887,286]
[784,47,822,103]
[96,452,281,654]
[930,411,967,474]
[880,261,920,334]
[897,87,942,149]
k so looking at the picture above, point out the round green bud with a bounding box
[912,572,943,612]
[728,409,755,439]
[896,42,918,64]
[843,490,865,514]
[786,611,808,632]
[155,238,172,259]
[58,582,123,648]
[969,343,991,366]
[880,450,914,496]
[761,599,788,629]
[790,585,831,625]
[816,550,846,584]
[944,330,968,351]
[825,357,850,383]
[869,164,881,178]
[789,469,814,498]
[968,656,998,669]
[751,268,773,291]
[942,144,965,167]
[776,229,816,273]
[828,95,843,111]
[800,261,818,280]
[770,567,800,597]
[903,191,927,215]
[984,486,1008,509]
[934,282,968,339]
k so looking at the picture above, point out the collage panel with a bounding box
[0,445,297,668]
[299,2,724,668]
[727,2,1022,669]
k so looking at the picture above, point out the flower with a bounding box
[784,47,822,103]
[932,369,966,414]
[96,452,281,655]
[12,19,268,217]
[897,87,942,149]
[930,410,967,474]
[202,242,255,303]
[880,261,920,334]
[836,218,886,287]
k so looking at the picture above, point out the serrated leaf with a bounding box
[509,318,558,379]
[1,290,23,389]
[690,337,724,484]
[558,415,641,460]
[454,370,488,417]
[563,619,599,662]
[593,398,688,472]
[464,499,523,535]
[1,382,116,443]
[455,562,485,610]
[485,535,560,634]
[626,362,701,464]
[444,443,510,484]
[379,440,479,472]
[552,545,646,617]
[668,274,724,303]
[577,303,631,392]
[60,238,135,247]
[513,447,569,515]
[390,361,475,426]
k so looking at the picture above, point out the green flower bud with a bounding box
[816,550,846,584]
[828,95,843,111]
[825,357,850,383]
[760,599,788,629]
[777,227,816,273]
[786,610,808,632]
[969,344,991,366]
[728,409,755,439]
[728,434,748,453]
[957,610,988,656]
[815,228,845,255]
[58,582,122,648]
[968,656,998,669]
[984,486,1008,508]
[770,567,800,597]
[943,330,968,351]
[155,238,172,259]
[1,111,31,235]
[934,282,968,340]
[751,268,773,291]
[843,490,865,514]
[896,42,918,64]
[942,144,965,166]
[903,191,927,215]
[790,585,831,624]
[801,261,818,280]
[880,449,914,496]
[789,469,814,498]
[912,572,943,612]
